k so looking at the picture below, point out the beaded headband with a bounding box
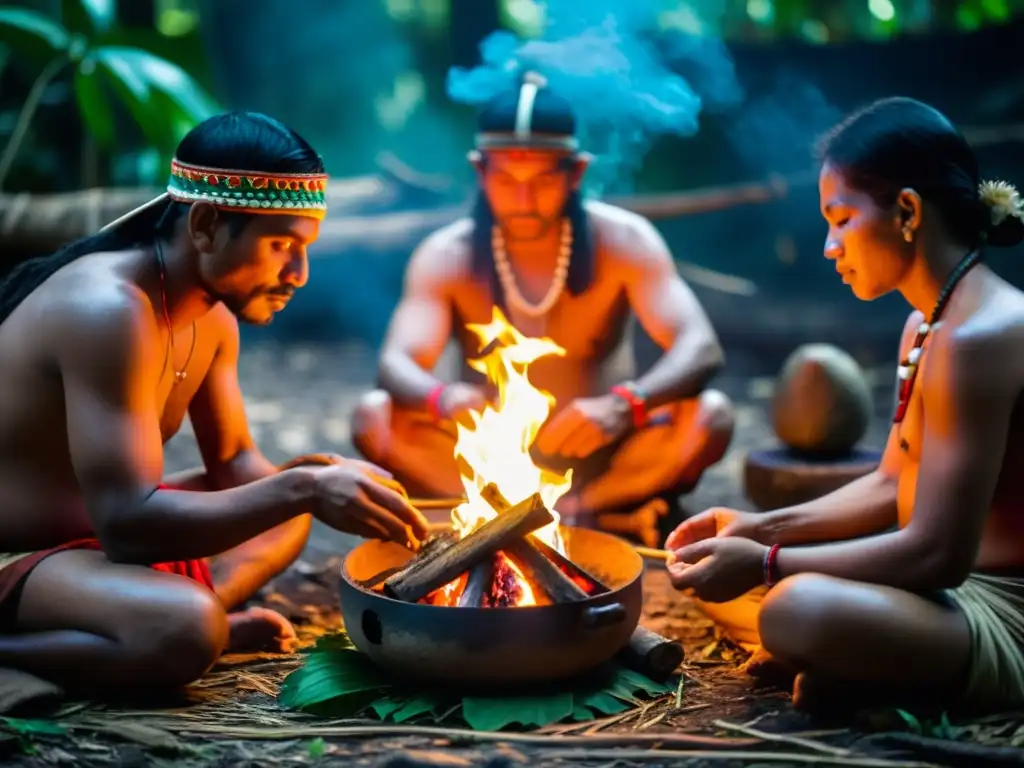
[166,159,328,219]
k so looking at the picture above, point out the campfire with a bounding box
[354,309,684,682]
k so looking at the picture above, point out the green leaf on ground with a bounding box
[279,631,677,731]
[462,692,575,731]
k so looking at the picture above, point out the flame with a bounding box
[444,307,574,606]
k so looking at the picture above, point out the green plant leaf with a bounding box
[61,0,114,36]
[0,718,66,736]
[278,647,391,712]
[368,697,405,720]
[391,694,448,723]
[73,57,114,148]
[895,708,923,734]
[579,690,631,716]
[613,667,674,696]
[462,692,574,731]
[569,701,596,721]
[92,45,219,152]
[0,7,70,63]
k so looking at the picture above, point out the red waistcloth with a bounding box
[0,484,215,630]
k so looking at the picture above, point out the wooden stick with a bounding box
[409,497,465,511]
[383,493,552,603]
[458,557,495,607]
[479,484,683,680]
[634,545,670,562]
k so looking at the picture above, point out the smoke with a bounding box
[447,0,743,194]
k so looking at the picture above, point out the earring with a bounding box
[903,228,913,243]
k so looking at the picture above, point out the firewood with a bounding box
[458,557,495,607]
[383,493,552,603]
[479,484,683,680]
[359,529,458,590]
[503,539,589,604]
[619,626,685,681]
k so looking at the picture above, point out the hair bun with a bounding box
[979,180,1024,247]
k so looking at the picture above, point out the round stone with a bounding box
[770,343,874,454]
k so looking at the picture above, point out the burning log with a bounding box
[458,558,495,608]
[359,529,457,590]
[479,483,684,681]
[504,539,589,604]
[383,493,552,603]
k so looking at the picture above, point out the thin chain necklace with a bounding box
[155,244,196,386]
[894,250,982,423]
[492,219,572,317]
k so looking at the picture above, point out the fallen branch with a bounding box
[533,748,942,767]
[118,720,760,750]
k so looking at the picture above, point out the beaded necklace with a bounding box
[893,249,982,423]
[491,219,572,317]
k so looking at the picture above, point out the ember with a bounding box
[485,555,523,608]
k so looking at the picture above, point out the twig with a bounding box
[533,748,942,767]
[0,54,69,190]
[714,719,850,757]
[120,721,761,750]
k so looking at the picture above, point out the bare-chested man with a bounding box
[351,74,735,543]
[0,112,427,696]
[666,97,1024,713]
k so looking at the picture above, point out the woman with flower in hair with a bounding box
[665,97,1024,712]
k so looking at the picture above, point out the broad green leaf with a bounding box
[368,697,405,720]
[91,47,167,150]
[613,667,674,696]
[61,0,114,36]
[579,690,631,715]
[0,717,66,736]
[100,45,217,119]
[569,701,596,721]
[73,58,114,148]
[391,694,447,723]
[462,692,574,731]
[91,46,218,152]
[278,649,391,711]
[0,8,70,63]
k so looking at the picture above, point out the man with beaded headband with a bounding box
[666,97,1024,714]
[352,73,735,543]
[0,112,426,697]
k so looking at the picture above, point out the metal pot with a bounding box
[339,527,644,685]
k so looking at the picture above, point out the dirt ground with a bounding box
[4,342,1024,767]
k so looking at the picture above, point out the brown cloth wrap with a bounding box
[945,573,1024,709]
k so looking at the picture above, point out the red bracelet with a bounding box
[426,383,447,422]
[764,544,781,587]
[610,383,648,429]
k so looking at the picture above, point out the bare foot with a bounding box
[741,646,799,689]
[227,607,299,653]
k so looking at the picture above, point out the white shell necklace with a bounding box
[491,219,572,317]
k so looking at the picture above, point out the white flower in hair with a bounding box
[978,180,1024,226]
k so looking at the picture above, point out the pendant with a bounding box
[174,370,187,385]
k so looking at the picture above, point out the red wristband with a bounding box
[426,383,447,422]
[610,383,648,429]
[764,544,781,587]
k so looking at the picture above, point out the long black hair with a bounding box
[817,97,1024,249]
[0,111,324,326]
